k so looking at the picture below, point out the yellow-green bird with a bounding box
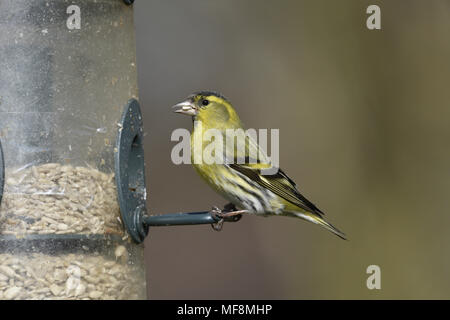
[173,91,346,239]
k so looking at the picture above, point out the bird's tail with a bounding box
[290,211,347,240]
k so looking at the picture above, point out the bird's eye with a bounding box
[201,99,209,106]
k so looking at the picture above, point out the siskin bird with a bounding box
[173,91,346,239]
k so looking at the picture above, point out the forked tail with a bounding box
[290,211,347,240]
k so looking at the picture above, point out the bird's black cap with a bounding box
[192,90,229,102]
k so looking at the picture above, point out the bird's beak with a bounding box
[172,100,198,116]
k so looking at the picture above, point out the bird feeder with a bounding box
[0,0,240,300]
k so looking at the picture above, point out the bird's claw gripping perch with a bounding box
[211,206,224,231]
[210,203,245,231]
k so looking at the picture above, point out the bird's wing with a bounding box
[222,130,324,216]
[228,162,324,216]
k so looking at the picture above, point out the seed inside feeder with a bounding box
[0,164,146,300]
[0,164,124,236]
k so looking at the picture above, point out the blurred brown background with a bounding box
[134,0,450,299]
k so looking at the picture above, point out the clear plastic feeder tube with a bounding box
[0,0,146,300]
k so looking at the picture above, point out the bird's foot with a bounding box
[219,210,246,220]
[210,204,246,231]
[211,206,224,231]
